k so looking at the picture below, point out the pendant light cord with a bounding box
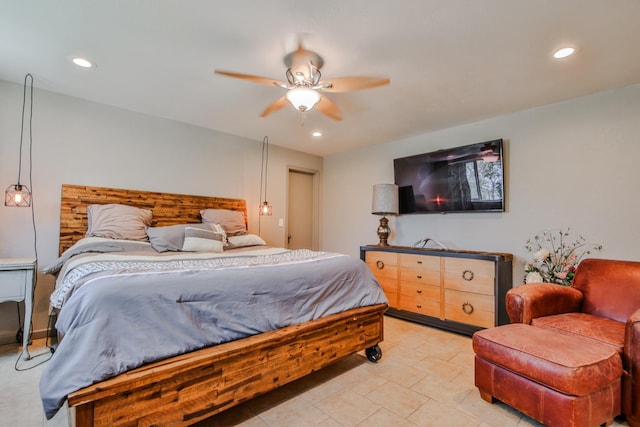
[262,136,269,203]
[14,73,48,371]
[19,73,38,261]
[16,74,33,186]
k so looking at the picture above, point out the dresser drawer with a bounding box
[398,294,441,318]
[365,251,399,307]
[366,252,398,282]
[400,281,440,301]
[376,275,399,297]
[444,258,495,295]
[444,289,494,328]
[399,281,441,318]
[366,251,398,266]
[400,253,440,270]
[400,267,440,286]
[384,292,398,308]
[366,251,398,278]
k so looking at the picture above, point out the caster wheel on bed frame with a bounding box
[365,344,382,363]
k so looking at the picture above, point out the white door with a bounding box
[287,169,315,249]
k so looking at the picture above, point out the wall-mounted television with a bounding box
[394,139,505,214]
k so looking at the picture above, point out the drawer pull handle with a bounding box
[417,260,422,264]
[417,275,422,279]
[376,260,385,270]
[416,305,422,309]
[462,302,474,314]
[462,270,474,281]
[416,289,422,294]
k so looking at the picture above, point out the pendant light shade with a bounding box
[5,184,32,207]
[259,200,272,216]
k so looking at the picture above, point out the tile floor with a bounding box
[0,315,630,426]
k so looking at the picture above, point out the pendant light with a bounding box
[5,74,34,207]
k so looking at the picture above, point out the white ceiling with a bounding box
[1,1,639,157]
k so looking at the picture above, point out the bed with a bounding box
[41,184,387,426]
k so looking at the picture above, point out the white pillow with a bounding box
[181,227,225,252]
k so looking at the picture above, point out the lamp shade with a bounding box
[286,87,321,112]
[371,184,399,215]
[259,200,272,216]
[5,184,32,207]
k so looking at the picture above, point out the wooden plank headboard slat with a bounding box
[59,184,247,255]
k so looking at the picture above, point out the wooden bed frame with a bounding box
[56,184,386,426]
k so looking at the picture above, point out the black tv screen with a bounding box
[394,139,505,214]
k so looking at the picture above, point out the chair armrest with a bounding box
[624,308,640,349]
[623,308,640,423]
[506,283,583,324]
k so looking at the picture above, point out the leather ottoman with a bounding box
[473,323,622,427]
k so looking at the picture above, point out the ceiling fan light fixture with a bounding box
[286,87,321,112]
[215,41,389,121]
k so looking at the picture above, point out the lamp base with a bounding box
[376,216,391,246]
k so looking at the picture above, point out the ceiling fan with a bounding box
[215,43,390,121]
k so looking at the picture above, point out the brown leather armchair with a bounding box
[506,258,640,427]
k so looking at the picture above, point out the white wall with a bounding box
[0,79,322,344]
[322,84,640,285]
[3,79,638,345]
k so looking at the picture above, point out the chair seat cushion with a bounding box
[532,312,625,353]
[473,323,622,396]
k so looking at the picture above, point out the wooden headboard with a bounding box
[59,184,247,255]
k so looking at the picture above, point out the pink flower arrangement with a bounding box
[524,228,603,286]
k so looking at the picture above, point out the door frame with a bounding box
[286,165,320,251]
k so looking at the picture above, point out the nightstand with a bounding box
[0,258,36,360]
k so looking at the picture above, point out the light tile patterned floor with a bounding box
[194,316,629,427]
[0,315,630,426]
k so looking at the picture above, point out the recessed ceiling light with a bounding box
[311,131,323,137]
[553,47,575,59]
[72,57,95,68]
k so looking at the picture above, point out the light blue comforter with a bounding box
[40,247,387,419]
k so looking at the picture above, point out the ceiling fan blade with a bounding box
[319,76,390,93]
[215,70,287,88]
[260,97,289,118]
[315,96,343,121]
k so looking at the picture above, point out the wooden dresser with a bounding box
[360,245,512,336]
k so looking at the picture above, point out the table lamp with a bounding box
[371,184,398,246]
